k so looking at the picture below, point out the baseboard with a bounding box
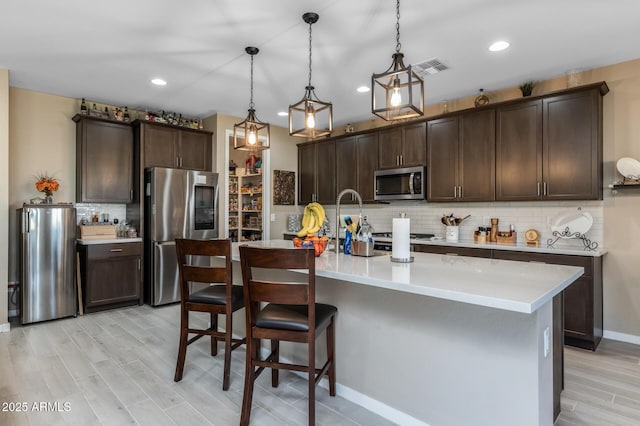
[0,322,10,333]
[603,329,640,345]
[258,347,429,426]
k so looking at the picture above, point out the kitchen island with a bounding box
[230,240,583,426]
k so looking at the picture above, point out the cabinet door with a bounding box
[563,275,593,340]
[78,119,133,203]
[401,122,426,167]
[86,255,141,308]
[336,136,357,203]
[496,100,543,201]
[378,127,403,169]
[315,140,336,205]
[543,89,601,200]
[143,124,178,168]
[356,132,379,202]
[427,117,458,201]
[298,143,316,205]
[459,109,495,201]
[179,130,212,171]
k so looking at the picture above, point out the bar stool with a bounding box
[174,238,245,390]
[239,245,337,426]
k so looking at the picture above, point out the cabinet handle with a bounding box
[537,182,541,197]
[454,186,457,198]
[544,182,548,196]
[138,259,141,270]
[175,157,179,167]
[459,186,463,198]
[397,155,400,166]
[130,189,133,200]
[400,155,403,165]
[109,248,123,252]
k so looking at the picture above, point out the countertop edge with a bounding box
[77,238,142,245]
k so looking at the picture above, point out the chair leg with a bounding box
[174,305,189,382]
[271,339,279,388]
[327,317,336,396]
[211,313,218,356]
[240,337,257,426]
[222,312,232,391]
[308,339,315,426]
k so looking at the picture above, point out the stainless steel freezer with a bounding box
[19,205,77,324]
[144,168,218,306]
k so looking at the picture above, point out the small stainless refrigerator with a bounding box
[19,204,77,324]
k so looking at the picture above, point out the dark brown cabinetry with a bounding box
[74,115,134,203]
[427,109,495,202]
[298,139,336,205]
[496,84,606,201]
[492,250,602,351]
[378,122,426,169]
[411,244,493,258]
[78,242,143,313]
[135,120,212,171]
[496,100,543,200]
[336,133,379,203]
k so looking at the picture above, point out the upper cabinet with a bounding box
[496,83,607,201]
[336,132,379,203]
[135,120,213,171]
[427,109,495,202]
[378,122,426,169]
[74,114,134,203]
[298,139,336,205]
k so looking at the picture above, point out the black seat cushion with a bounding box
[255,303,337,332]
[188,285,244,310]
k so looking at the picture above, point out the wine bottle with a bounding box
[80,98,87,115]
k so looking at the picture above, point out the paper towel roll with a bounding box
[392,217,411,260]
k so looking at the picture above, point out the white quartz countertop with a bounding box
[282,232,606,256]
[233,240,584,314]
[77,237,142,245]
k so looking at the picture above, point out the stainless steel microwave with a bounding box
[374,166,425,201]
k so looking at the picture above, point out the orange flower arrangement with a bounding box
[35,173,60,197]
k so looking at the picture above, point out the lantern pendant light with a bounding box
[289,12,333,139]
[371,0,424,121]
[234,46,270,151]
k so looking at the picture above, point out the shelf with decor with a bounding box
[228,173,263,242]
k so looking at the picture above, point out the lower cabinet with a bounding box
[491,250,602,351]
[78,242,143,313]
[411,244,492,258]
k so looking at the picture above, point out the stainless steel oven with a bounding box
[374,166,425,201]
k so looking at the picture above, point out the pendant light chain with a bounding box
[395,0,401,54]
[307,20,313,88]
[249,53,255,109]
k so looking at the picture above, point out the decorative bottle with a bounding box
[80,98,87,115]
[474,89,490,107]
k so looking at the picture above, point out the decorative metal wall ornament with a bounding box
[234,46,270,151]
[289,12,333,139]
[371,0,424,121]
[546,228,599,251]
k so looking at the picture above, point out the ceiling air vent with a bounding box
[412,58,449,76]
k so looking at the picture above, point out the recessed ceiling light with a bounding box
[151,78,167,86]
[356,86,370,93]
[488,41,510,52]
[277,111,288,117]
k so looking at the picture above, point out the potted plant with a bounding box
[519,81,536,97]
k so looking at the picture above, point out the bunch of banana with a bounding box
[296,202,326,237]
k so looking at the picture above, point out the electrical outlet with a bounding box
[270,213,276,222]
[543,327,550,358]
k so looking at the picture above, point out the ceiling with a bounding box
[2,0,639,128]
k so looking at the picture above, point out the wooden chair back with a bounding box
[175,238,232,303]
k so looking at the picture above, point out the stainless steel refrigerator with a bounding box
[19,205,77,324]
[145,167,218,306]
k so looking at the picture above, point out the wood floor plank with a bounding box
[75,375,137,425]
[164,401,214,426]
[127,398,177,426]
[121,360,185,410]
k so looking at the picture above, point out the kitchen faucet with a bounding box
[334,188,363,253]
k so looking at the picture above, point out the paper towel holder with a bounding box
[391,256,414,263]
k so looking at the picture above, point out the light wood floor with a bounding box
[1,305,640,426]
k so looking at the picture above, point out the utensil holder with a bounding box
[352,241,375,257]
[445,226,459,242]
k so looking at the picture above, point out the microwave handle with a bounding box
[409,172,415,194]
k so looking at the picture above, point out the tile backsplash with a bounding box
[76,203,127,225]
[319,200,604,250]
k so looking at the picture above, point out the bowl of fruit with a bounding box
[293,202,328,257]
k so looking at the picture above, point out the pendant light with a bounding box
[234,46,270,151]
[371,0,424,121]
[289,12,333,139]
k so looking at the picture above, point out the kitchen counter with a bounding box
[234,239,582,314]
[77,237,142,245]
[231,240,577,425]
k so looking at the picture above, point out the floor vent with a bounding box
[413,58,449,76]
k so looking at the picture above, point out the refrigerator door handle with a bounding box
[23,210,30,233]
